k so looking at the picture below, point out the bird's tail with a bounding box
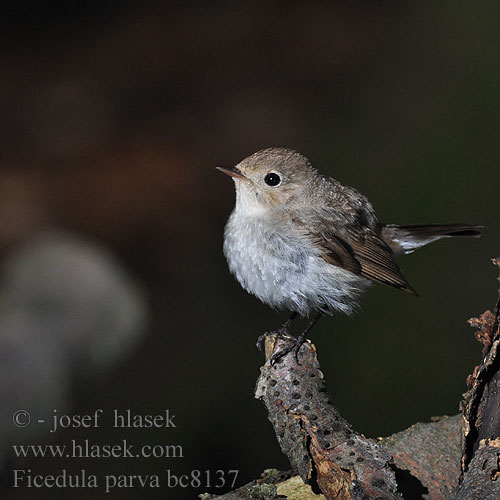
[379,224,483,256]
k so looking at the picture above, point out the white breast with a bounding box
[223,210,368,316]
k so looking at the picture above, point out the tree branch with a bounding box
[458,257,500,499]
[255,335,400,500]
[203,257,500,500]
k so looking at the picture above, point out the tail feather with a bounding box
[379,224,483,256]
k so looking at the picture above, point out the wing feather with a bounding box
[311,224,418,296]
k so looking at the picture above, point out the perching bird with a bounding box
[217,148,482,364]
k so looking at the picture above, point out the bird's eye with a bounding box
[264,172,281,186]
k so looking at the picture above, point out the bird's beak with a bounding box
[215,166,247,180]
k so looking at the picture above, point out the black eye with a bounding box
[264,172,281,186]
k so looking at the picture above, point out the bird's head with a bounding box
[217,147,317,214]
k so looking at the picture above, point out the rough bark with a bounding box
[380,415,461,500]
[255,335,400,500]
[203,258,500,500]
[458,257,500,499]
[455,439,500,500]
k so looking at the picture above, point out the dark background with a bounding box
[1,2,499,499]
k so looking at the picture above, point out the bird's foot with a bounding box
[269,332,307,366]
[256,312,299,352]
[257,312,320,365]
[256,323,289,352]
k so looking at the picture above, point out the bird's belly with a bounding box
[223,213,367,315]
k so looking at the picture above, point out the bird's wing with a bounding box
[290,176,418,295]
[308,223,418,295]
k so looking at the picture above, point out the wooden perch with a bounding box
[203,258,500,500]
[255,335,400,499]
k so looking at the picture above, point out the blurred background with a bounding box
[1,2,499,499]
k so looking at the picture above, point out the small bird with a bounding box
[217,148,482,364]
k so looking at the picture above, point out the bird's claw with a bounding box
[269,334,306,366]
[256,325,290,351]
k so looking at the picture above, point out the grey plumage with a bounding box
[219,147,482,317]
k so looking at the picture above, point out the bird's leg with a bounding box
[256,311,298,351]
[276,311,299,336]
[269,311,323,366]
[292,312,322,363]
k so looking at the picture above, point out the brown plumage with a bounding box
[218,147,483,362]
